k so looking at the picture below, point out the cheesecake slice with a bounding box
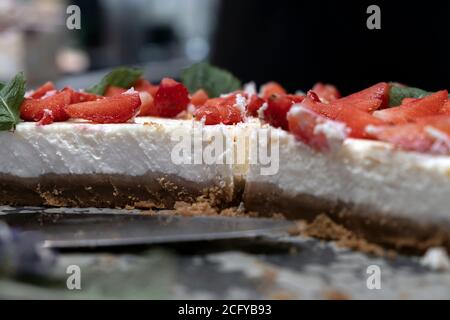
[243,125,450,251]
[2,65,450,253]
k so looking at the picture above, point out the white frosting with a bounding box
[245,127,450,222]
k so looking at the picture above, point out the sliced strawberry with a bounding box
[154,78,190,118]
[440,100,450,115]
[137,91,157,116]
[247,95,266,117]
[287,94,306,103]
[367,123,436,153]
[38,109,55,126]
[415,115,450,134]
[332,83,390,112]
[20,90,71,122]
[288,105,348,151]
[194,94,243,125]
[312,83,341,103]
[134,79,159,97]
[264,94,296,130]
[339,82,390,112]
[63,87,100,104]
[64,93,141,123]
[30,81,56,99]
[301,92,386,138]
[191,89,209,107]
[373,90,448,124]
[105,86,127,97]
[402,97,419,104]
[260,82,287,100]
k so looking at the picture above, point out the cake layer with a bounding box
[0,117,261,208]
[243,127,450,251]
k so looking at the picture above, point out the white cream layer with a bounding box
[0,117,243,184]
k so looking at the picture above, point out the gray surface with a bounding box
[1,206,450,300]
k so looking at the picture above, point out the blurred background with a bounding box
[1,0,449,94]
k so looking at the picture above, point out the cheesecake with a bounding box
[243,125,450,251]
[2,64,450,252]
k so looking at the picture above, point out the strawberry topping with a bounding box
[154,78,190,118]
[312,83,341,103]
[63,93,141,123]
[260,82,287,100]
[288,105,349,151]
[191,89,209,107]
[105,86,127,97]
[134,79,159,97]
[374,90,448,124]
[194,94,244,125]
[20,90,71,122]
[30,81,56,99]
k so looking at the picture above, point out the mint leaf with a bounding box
[86,67,144,95]
[181,62,241,98]
[0,73,26,131]
[389,84,430,107]
[0,81,5,90]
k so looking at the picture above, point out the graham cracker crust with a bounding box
[0,173,235,210]
[243,181,450,254]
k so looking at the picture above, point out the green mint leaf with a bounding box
[85,67,144,95]
[389,84,430,107]
[0,73,26,131]
[181,62,241,98]
[0,81,5,90]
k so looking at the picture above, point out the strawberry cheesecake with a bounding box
[1,63,450,252]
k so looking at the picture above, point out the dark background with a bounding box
[211,0,449,95]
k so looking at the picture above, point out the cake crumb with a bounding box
[292,214,392,258]
[174,201,218,216]
[323,290,351,300]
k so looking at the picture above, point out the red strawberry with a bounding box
[191,89,209,107]
[134,79,159,97]
[288,105,348,151]
[63,87,100,104]
[137,91,157,116]
[440,100,450,115]
[366,123,436,153]
[194,94,243,125]
[105,86,127,97]
[402,98,419,104]
[312,83,341,103]
[20,90,71,122]
[38,109,55,126]
[64,93,141,123]
[30,81,56,99]
[247,95,266,117]
[374,90,448,124]
[264,94,296,130]
[154,78,190,118]
[415,115,450,135]
[260,82,287,100]
[287,94,306,103]
[301,92,386,139]
[330,83,389,112]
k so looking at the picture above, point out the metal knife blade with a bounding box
[0,212,293,249]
